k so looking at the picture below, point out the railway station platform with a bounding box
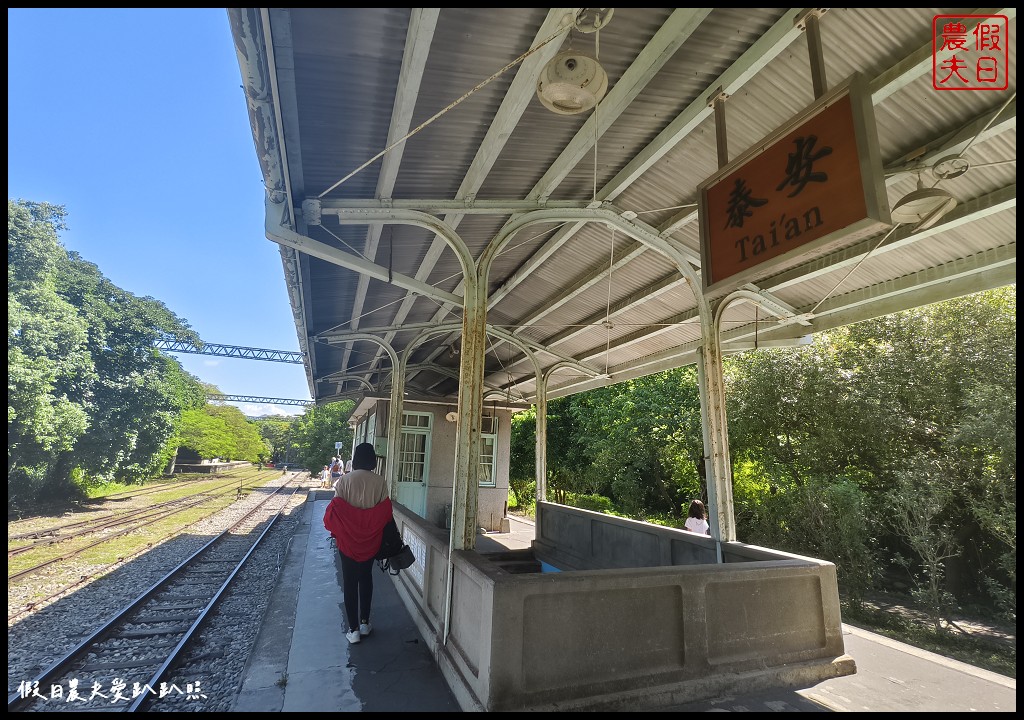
[233,490,1015,713]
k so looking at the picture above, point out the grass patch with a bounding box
[7,473,278,578]
[842,601,1016,678]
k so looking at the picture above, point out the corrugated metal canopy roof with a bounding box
[228,7,1016,405]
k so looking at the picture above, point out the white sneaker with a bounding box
[359,621,372,637]
[346,629,361,644]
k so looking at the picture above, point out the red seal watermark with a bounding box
[933,15,1009,90]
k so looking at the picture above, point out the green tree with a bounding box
[886,454,961,632]
[289,401,355,472]
[8,201,93,503]
[175,408,239,460]
[726,288,1015,610]
[542,368,704,517]
[172,404,268,463]
[508,408,537,510]
[56,245,200,484]
[8,199,205,508]
[207,404,269,462]
[256,417,299,465]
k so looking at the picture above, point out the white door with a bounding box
[396,412,431,518]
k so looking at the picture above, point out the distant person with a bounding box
[330,455,344,482]
[684,499,710,535]
[322,442,391,645]
[319,465,331,489]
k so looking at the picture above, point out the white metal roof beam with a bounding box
[499,208,701,333]
[585,187,1016,363]
[488,14,1015,327]
[484,8,806,308]
[763,184,1016,293]
[320,199,597,212]
[360,9,1015,393]
[354,8,579,379]
[501,271,688,366]
[510,186,1017,397]
[426,139,1017,395]
[265,207,462,305]
[545,237,1017,401]
[496,127,1017,373]
[403,10,718,384]
[342,9,440,374]
[545,246,1017,401]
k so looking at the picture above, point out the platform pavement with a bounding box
[232,491,460,712]
[234,490,1015,712]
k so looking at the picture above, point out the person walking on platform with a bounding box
[684,499,710,535]
[329,455,344,482]
[322,442,391,645]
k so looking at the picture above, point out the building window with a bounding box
[365,412,376,445]
[479,415,497,487]
[402,412,431,429]
[399,411,432,487]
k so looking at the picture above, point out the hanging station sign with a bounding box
[697,74,891,296]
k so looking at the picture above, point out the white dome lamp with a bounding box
[537,50,609,116]
[890,174,958,232]
[536,9,613,116]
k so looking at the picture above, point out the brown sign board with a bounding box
[698,74,891,297]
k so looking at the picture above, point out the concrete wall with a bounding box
[390,501,855,712]
[533,502,815,568]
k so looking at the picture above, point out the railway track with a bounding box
[8,477,303,712]
[7,473,288,626]
[8,469,268,543]
[8,471,270,561]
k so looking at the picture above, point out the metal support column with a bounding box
[386,356,406,499]
[709,87,730,168]
[696,337,736,544]
[534,375,548,503]
[449,275,488,552]
[797,8,829,99]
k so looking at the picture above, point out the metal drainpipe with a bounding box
[535,373,548,505]
[443,270,488,646]
[699,305,737,546]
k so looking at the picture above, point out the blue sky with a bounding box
[8,8,310,417]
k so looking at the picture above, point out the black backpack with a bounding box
[376,517,415,575]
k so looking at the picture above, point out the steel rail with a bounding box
[7,472,273,581]
[8,469,267,548]
[8,477,302,712]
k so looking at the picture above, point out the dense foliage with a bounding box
[288,401,355,472]
[9,200,206,509]
[172,403,270,465]
[512,287,1016,622]
[255,417,300,464]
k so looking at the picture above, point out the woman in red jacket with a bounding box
[323,442,391,645]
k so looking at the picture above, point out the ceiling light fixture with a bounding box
[536,9,613,116]
[931,154,971,180]
[573,7,614,33]
[890,175,958,232]
[537,50,609,115]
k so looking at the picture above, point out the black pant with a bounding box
[339,551,375,631]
